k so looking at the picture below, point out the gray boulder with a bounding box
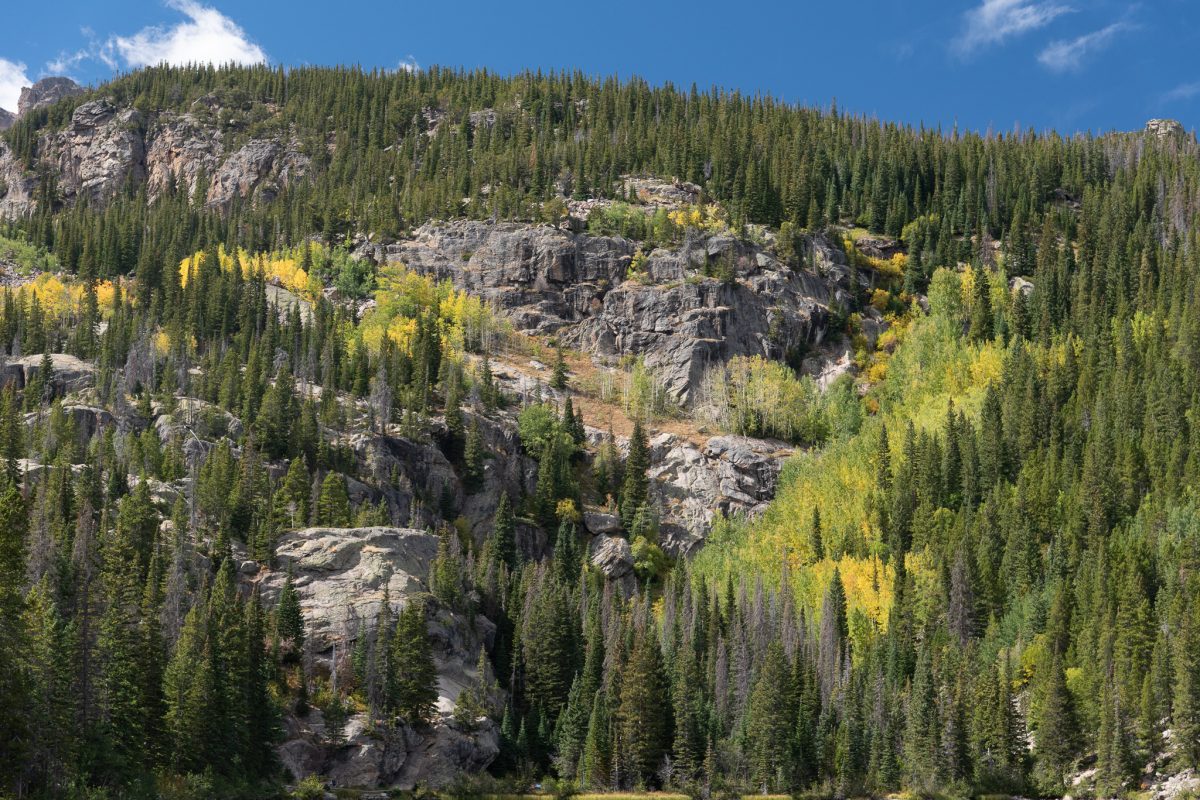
[1,353,95,397]
[261,526,438,651]
[583,510,622,536]
[649,433,792,555]
[589,533,636,594]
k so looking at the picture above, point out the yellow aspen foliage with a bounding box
[22,274,120,316]
[666,203,727,233]
[358,264,500,358]
[153,330,172,356]
[179,244,312,297]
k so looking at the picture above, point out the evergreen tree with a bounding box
[1034,653,1080,791]
[316,472,352,526]
[389,600,438,724]
[619,616,670,787]
[620,418,650,532]
[0,485,30,789]
[747,640,795,791]
[492,491,517,570]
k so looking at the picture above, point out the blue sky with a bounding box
[0,0,1197,135]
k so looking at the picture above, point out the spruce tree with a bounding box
[620,418,650,532]
[1034,652,1080,790]
[492,492,517,570]
[747,640,795,791]
[0,485,30,788]
[390,600,438,725]
[618,616,670,786]
[316,472,351,526]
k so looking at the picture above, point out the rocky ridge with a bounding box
[0,85,310,216]
[17,77,84,117]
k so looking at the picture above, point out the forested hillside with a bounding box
[0,65,1199,799]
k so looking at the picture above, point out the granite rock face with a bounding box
[0,353,96,397]
[648,433,792,555]
[49,100,147,204]
[0,95,310,217]
[259,526,502,789]
[374,221,634,336]
[373,220,843,405]
[17,77,84,117]
[259,526,438,649]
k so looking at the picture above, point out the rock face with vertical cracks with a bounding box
[258,526,501,789]
[0,89,309,217]
[364,219,849,405]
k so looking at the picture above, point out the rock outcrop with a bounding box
[17,77,83,117]
[49,100,146,204]
[0,93,310,217]
[206,137,310,207]
[648,433,792,555]
[1146,118,1186,139]
[0,109,13,131]
[0,353,95,397]
[258,526,501,789]
[371,220,844,405]
[260,527,438,649]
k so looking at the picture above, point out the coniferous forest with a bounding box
[1,64,1200,799]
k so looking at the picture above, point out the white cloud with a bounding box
[106,0,267,69]
[0,58,31,113]
[1161,81,1200,104]
[397,55,421,73]
[953,0,1074,56]
[47,27,116,75]
[1038,21,1130,72]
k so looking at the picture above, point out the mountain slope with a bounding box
[1,65,1200,799]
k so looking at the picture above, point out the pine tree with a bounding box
[1172,574,1200,768]
[747,640,795,791]
[523,573,577,722]
[273,455,312,530]
[316,472,351,526]
[1034,652,1080,790]
[818,567,847,707]
[620,418,650,532]
[579,691,612,790]
[276,572,306,663]
[969,267,994,342]
[390,600,438,724]
[492,491,517,570]
[0,485,30,788]
[431,532,464,607]
[619,616,670,786]
[463,417,485,491]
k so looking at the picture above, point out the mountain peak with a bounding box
[17,76,83,117]
[1145,117,1185,138]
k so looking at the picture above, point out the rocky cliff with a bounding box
[17,77,84,117]
[360,219,855,405]
[258,526,499,790]
[0,85,310,215]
